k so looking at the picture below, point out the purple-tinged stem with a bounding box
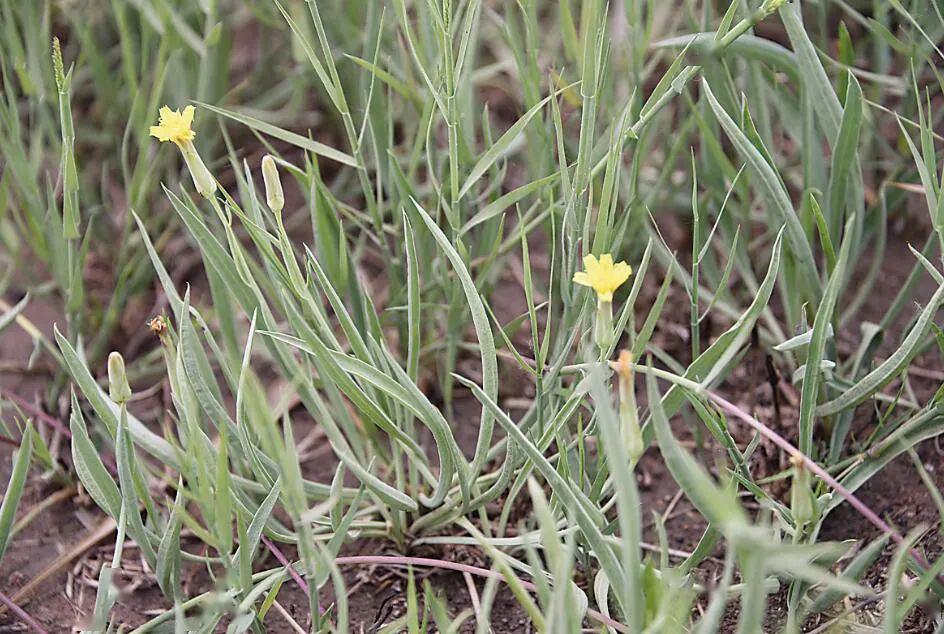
[261,536,313,600]
[0,390,71,438]
[705,390,936,574]
[0,588,48,634]
[0,389,120,474]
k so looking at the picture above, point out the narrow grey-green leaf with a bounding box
[457,90,564,200]
[798,215,855,455]
[825,73,863,242]
[817,279,944,416]
[413,199,498,477]
[647,368,746,527]
[702,80,819,299]
[0,423,32,562]
[198,102,357,167]
[70,394,121,519]
[156,483,184,597]
[460,173,558,235]
[455,374,629,606]
[0,294,28,336]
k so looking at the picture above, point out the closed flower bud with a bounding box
[108,352,132,404]
[262,155,284,213]
[789,453,814,527]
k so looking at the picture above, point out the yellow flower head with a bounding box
[573,253,632,302]
[150,105,196,145]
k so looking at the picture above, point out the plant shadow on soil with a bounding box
[3,221,944,632]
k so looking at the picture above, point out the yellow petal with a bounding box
[613,262,632,285]
[573,271,591,287]
[151,105,197,145]
[574,252,633,300]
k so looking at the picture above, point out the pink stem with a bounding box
[0,390,71,439]
[261,535,319,613]
[1,388,118,475]
[333,555,629,632]
[705,390,936,574]
[0,589,48,634]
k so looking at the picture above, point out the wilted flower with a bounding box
[611,349,643,463]
[148,315,168,337]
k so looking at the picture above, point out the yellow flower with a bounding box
[149,105,217,198]
[150,105,196,145]
[573,253,632,302]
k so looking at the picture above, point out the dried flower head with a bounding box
[148,315,167,336]
[612,349,634,377]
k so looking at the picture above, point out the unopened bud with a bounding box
[261,155,284,214]
[789,453,814,527]
[108,352,132,404]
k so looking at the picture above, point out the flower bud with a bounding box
[790,453,814,527]
[261,155,284,214]
[108,352,132,404]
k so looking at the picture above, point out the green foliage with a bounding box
[2,0,944,632]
